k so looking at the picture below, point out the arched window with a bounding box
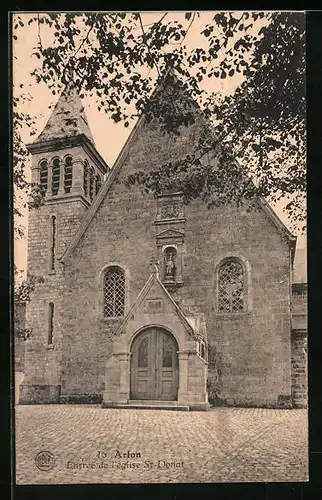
[103,266,125,318]
[49,215,56,271]
[64,156,73,194]
[218,259,245,313]
[95,174,102,196]
[48,302,54,345]
[39,159,48,192]
[83,160,90,197]
[89,167,95,201]
[52,158,60,195]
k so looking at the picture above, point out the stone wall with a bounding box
[179,199,292,408]
[291,331,307,408]
[20,163,89,403]
[56,114,293,407]
[291,284,307,408]
[14,301,26,372]
[22,87,294,406]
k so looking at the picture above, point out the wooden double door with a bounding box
[130,327,179,401]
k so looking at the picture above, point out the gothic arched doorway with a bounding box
[130,327,179,401]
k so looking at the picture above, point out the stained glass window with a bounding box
[103,266,125,317]
[218,260,245,313]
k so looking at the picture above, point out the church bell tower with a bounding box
[20,83,109,403]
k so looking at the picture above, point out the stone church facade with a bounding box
[19,76,307,410]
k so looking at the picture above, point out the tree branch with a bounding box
[205,13,246,72]
[138,13,160,77]
[74,21,95,57]
[37,13,43,52]
[179,12,196,47]
[155,13,168,26]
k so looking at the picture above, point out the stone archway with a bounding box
[130,327,179,401]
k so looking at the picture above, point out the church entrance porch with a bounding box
[102,272,209,411]
[102,320,209,411]
[130,327,179,401]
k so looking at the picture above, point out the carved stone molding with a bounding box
[154,192,186,292]
[155,192,185,223]
[156,228,184,247]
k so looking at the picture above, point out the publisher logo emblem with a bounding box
[35,451,55,471]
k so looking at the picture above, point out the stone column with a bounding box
[177,351,189,405]
[30,163,38,185]
[30,164,39,202]
[177,341,209,410]
[118,352,131,402]
[58,160,65,196]
[71,158,85,197]
[102,337,130,406]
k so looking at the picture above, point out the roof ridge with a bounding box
[59,72,296,265]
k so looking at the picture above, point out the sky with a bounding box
[12,12,306,277]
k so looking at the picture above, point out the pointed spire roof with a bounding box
[33,82,94,145]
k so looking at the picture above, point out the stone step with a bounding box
[102,401,189,411]
[129,400,179,406]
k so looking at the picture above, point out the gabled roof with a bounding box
[258,198,297,262]
[31,81,94,145]
[113,272,203,341]
[59,70,297,264]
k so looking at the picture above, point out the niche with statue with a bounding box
[155,228,184,292]
[163,246,177,282]
[155,193,185,292]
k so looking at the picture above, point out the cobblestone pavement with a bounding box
[15,405,308,484]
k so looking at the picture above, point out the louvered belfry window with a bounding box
[52,158,60,195]
[103,266,125,318]
[39,159,48,192]
[83,161,90,196]
[88,167,94,201]
[64,156,73,193]
[95,174,101,195]
[218,260,245,313]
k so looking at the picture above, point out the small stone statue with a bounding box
[165,252,176,280]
